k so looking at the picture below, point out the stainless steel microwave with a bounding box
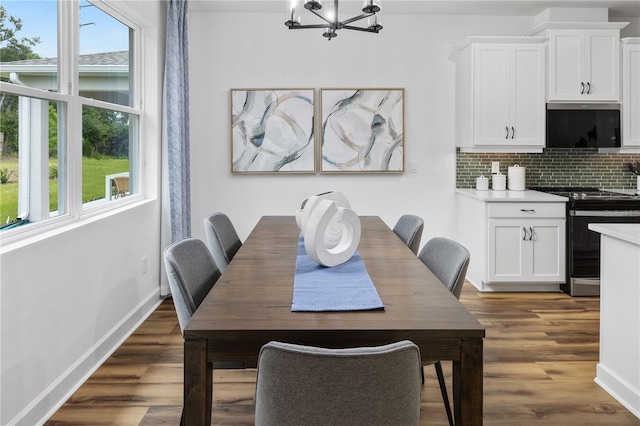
[546,103,621,148]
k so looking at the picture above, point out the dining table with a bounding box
[182,215,485,425]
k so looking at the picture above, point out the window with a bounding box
[0,0,141,233]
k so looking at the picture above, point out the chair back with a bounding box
[393,214,424,255]
[418,237,470,299]
[112,176,129,198]
[255,340,422,426]
[164,238,221,332]
[203,212,242,273]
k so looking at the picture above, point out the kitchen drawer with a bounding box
[488,202,566,218]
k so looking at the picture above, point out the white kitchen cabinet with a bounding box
[548,29,621,102]
[457,190,567,292]
[488,218,565,282]
[622,38,640,150]
[454,37,545,153]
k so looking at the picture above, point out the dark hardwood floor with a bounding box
[46,284,640,425]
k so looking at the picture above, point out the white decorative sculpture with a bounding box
[298,191,361,267]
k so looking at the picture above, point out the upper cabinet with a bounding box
[622,38,640,150]
[454,37,546,153]
[548,29,621,101]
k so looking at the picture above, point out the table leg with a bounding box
[453,338,483,425]
[184,340,212,426]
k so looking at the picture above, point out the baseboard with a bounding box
[480,282,561,292]
[467,277,560,292]
[595,364,640,419]
[8,289,163,426]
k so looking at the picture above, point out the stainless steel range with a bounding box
[531,187,640,296]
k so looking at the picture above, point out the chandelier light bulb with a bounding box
[368,13,382,30]
[304,0,323,11]
[286,1,301,26]
[362,0,380,13]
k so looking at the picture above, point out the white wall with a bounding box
[0,1,165,424]
[188,12,539,244]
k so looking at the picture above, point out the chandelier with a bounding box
[285,0,383,41]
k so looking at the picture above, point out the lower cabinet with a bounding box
[457,191,567,292]
[488,219,565,282]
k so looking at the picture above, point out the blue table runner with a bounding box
[291,238,385,312]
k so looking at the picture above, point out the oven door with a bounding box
[569,210,640,296]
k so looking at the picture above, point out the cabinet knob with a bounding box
[511,127,515,139]
[505,126,509,139]
[520,209,536,213]
[587,82,591,94]
[529,226,533,241]
[581,82,585,94]
[522,227,528,240]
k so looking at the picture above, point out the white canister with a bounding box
[476,175,489,191]
[637,176,640,195]
[492,173,506,191]
[508,165,526,191]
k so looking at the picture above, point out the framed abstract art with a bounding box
[231,88,315,173]
[320,88,404,173]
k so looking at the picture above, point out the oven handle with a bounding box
[571,210,640,217]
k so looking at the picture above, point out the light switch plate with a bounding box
[491,161,500,173]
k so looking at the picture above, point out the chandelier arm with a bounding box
[309,8,334,25]
[340,12,374,26]
[289,24,331,29]
[341,25,379,33]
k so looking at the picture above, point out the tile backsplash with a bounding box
[456,148,640,189]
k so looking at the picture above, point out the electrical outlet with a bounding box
[141,256,148,275]
[491,161,500,174]
[410,161,418,173]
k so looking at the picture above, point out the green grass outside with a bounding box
[0,157,129,223]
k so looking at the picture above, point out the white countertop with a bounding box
[588,223,640,246]
[456,188,569,202]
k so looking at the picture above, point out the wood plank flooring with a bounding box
[46,284,640,425]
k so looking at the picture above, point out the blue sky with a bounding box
[2,0,129,59]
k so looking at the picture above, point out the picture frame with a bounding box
[231,88,316,173]
[320,88,404,173]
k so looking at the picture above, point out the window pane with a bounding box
[0,0,58,91]
[82,105,137,205]
[0,92,65,229]
[79,1,133,107]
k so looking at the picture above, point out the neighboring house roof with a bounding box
[0,51,129,66]
[0,51,130,96]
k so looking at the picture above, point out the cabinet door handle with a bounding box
[587,82,591,94]
[581,82,585,94]
[522,227,528,241]
[505,126,509,139]
[520,209,535,213]
[511,126,515,139]
[529,226,534,241]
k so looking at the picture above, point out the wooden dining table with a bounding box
[182,215,485,425]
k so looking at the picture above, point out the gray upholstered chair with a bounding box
[164,237,220,332]
[255,340,422,426]
[203,212,242,273]
[418,236,471,426]
[392,214,424,255]
[164,237,245,423]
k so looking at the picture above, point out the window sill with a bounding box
[0,196,155,254]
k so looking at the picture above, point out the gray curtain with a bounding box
[161,0,190,295]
